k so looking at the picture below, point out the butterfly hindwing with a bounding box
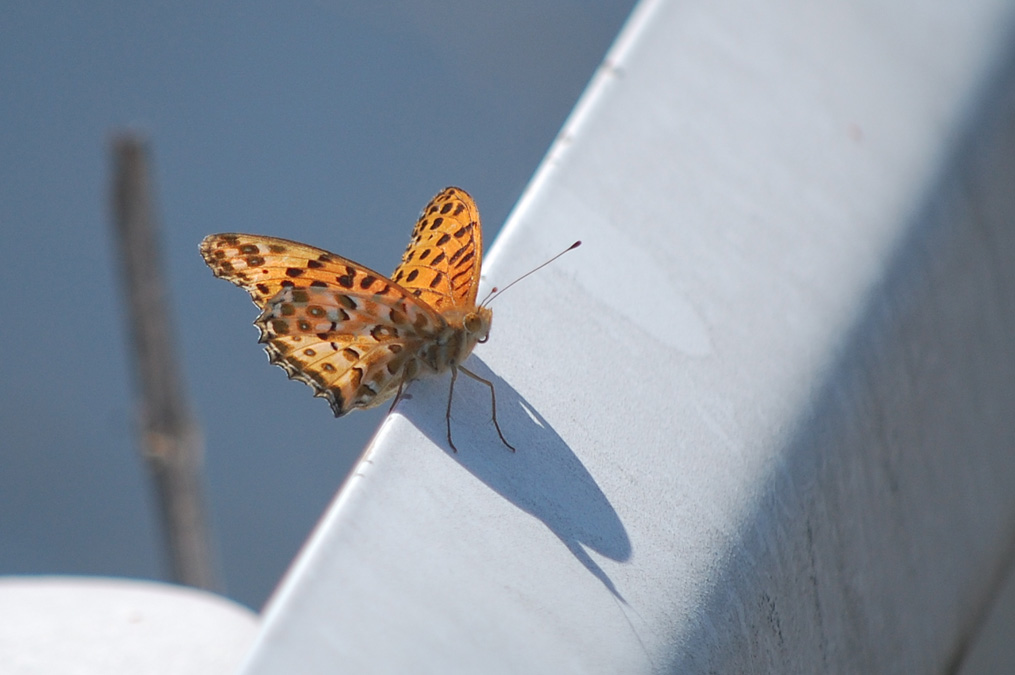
[256,284,441,415]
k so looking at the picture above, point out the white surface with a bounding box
[0,576,258,674]
[241,0,1015,672]
[959,557,1015,675]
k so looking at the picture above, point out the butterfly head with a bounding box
[465,306,493,345]
[436,305,492,369]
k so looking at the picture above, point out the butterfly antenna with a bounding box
[482,240,581,306]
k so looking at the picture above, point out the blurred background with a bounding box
[0,1,636,610]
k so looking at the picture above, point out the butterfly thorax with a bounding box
[425,306,492,372]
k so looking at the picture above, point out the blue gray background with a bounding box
[0,2,635,609]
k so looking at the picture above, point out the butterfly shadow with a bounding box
[406,356,632,601]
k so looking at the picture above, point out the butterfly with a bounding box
[200,187,513,452]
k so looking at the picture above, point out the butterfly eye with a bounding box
[464,313,482,334]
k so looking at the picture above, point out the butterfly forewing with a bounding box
[201,234,415,309]
[392,187,483,312]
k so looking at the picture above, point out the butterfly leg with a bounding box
[459,365,516,452]
[388,380,407,414]
[446,367,459,453]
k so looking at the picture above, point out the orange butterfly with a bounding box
[200,187,512,452]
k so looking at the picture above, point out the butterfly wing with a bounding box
[200,234,406,310]
[391,187,483,312]
[257,285,444,415]
[200,233,445,415]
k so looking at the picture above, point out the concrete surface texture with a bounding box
[240,0,1015,672]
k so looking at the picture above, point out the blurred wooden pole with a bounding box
[110,133,219,591]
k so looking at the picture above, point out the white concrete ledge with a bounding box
[240,0,1015,672]
[0,577,258,674]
